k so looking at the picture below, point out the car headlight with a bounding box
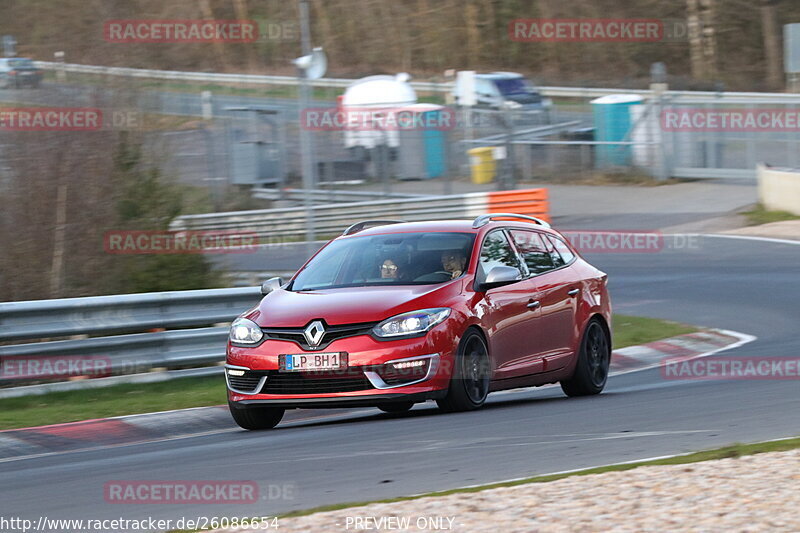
[230,317,263,345]
[372,308,451,338]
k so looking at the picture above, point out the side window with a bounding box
[509,230,556,275]
[479,231,521,275]
[547,235,575,265]
[541,234,564,268]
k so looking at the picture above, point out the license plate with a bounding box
[280,352,347,372]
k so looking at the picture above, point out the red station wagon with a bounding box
[226,214,612,430]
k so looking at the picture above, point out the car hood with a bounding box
[247,284,456,327]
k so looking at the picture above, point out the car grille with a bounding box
[227,368,374,395]
[261,321,378,351]
[263,368,373,395]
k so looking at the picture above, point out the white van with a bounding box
[453,71,551,112]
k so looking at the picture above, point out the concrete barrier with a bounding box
[758,163,800,215]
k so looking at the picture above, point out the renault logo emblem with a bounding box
[303,320,326,347]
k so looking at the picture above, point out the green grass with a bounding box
[612,314,697,350]
[0,314,697,430]
[743,204,800,226]
[273,436,800,520]
[0,376,226,430]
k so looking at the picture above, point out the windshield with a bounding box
[494,77,535,96]
[8,59,34,68]
[291,232,475,291]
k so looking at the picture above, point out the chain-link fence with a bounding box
[6,78,800,205]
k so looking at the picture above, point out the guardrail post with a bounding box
[201,91,213,120]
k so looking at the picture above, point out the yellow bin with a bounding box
[468,147,496,184]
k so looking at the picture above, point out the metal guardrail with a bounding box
[0,327,229,374]
[0,287,263,393]
[172,195,487,239]
[0,287,261,342]
[171,189,549,240]
[251,188,424,202]
[34,61,800,103]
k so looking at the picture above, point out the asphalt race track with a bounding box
[1,235,799,526]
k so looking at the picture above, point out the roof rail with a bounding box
[342,220,407,236]
[472,213,551,229]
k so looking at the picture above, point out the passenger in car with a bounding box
[441,250,467,279]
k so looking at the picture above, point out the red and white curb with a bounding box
[610,328,756,377]
[0,329,754,462]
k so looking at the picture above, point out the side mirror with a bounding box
[260,277,284,295]
[479,266,521,291]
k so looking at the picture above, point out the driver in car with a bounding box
[380,258,401,279]
[441,250,467,279]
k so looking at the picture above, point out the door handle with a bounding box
[527,300,540,309]
[567,288,580,296]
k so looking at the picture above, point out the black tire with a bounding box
[378,401,415,413]
[560,319,611,397]
[436,329,491,412]
[228,401,285,430]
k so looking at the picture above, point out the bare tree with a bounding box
[760,0,784,89]
[687,0,718,79]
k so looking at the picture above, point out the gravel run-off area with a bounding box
[216,449,800,533]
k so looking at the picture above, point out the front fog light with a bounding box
[391,359,427,370]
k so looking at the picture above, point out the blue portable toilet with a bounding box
[397,104,448,179]
[591,94,643,167]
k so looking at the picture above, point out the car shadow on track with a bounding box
[273,393,579,430]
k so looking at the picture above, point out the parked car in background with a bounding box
[226,214,612,430]
[0,58,43,89]
[453,71,552,113]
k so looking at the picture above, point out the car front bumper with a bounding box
[226,330,455,406]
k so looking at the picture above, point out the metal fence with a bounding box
[8,61,800,209]
[11,61,800,184]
